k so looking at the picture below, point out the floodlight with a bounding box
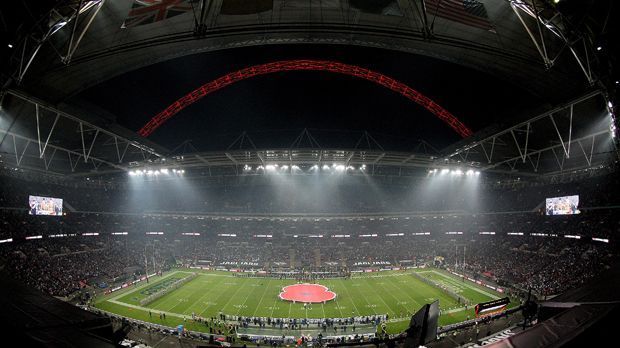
[266,164,276,171]
[322,165,330,170]
[440,169,449,175]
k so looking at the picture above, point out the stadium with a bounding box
[0,1,618,347]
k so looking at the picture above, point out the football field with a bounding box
[94,268,512,334]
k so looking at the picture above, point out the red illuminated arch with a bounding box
[138,60,473,138]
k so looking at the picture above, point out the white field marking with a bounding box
[198,279,237,317]
[234,284,256,316]
[351,273,408,279]
[218,279,247,314]
[321,302,327,318]
[186,278,224,316]
[155,280,200,313]
[108,299,185,319]
[374,277,413,313]
[364,278,399,316]
[344,278,377,315]
[443,306,468,314]
[429,270,500,299]
[337,279,361,315]
[269,296,280,318]
[159,276,208,313]
[383,275,422,310]
[165,297,192,314]
[252,278,273,317]
[197,273,235,278]
[110,272,183,302]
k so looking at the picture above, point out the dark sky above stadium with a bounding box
[78,44,543,152]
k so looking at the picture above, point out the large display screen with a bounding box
[28,195,63,216]
[545,195,580,215]
[475,297,510,318]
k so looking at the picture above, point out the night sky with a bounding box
[78,44,543,152]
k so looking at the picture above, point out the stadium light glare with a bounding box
[322,164,330,170]
[596,46,602,51]
[160,168,169,174]
[608,101,613,108]
[440,168,449,175]
[335,164,345,171]
[466,169,474,176]
[475,171,481,175]
[266,164,276,171]
[282,165,289,170]
[7,44,12,48]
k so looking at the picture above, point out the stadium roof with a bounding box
[0,0,617,180]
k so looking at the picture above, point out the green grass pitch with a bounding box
[94,268,516,334]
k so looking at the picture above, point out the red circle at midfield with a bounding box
[279,283,337,303]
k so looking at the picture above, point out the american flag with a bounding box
[122,0,194,28]
[425,0,493,31]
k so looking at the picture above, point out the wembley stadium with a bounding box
[0,1,618,347]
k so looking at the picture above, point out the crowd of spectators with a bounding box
[0,209,615,298]
[0,171,618,300]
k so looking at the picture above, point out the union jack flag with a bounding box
[122,0,195,28]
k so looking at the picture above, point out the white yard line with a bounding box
[363,278,398,316]
[338,279,366,315]
[430,271,500,299]
[371,278,410,315]
[252,278,273,317]
[218,280,247,314]
[384,275,422,310]
[186,278,223,316]
[235,281,261,316]
[109,272,183,302]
